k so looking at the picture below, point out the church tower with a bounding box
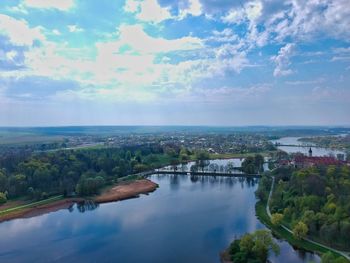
[308,147,312,157]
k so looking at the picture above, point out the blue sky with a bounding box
[0,0,349,126]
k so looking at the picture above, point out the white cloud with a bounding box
[330,56,350,61]
[112,24,203,54]
[52,29,61,35]
[22,0,75,11]
[333,47,350,54]
[67,25,84,33]
[220,1,268,50]
[209,28,238,42]
[0,14,45,46]
[221,9,245,24]
[271,43,296,77]
[1,23,206,102]
[4,50,18,62]
[222,1,262,24]
[124,0,172,23]
[245,1,263,21]
[179,0,202,18]
[124,0,140,13]
[267,0,350,42]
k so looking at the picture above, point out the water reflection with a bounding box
[163,158,245,173]
[0,170,320,263]
[76,200,99,213]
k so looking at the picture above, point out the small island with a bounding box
[221,230,279,263]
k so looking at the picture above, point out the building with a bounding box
[294,155,344,168]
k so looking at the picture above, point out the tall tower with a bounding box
[308,147,312,157]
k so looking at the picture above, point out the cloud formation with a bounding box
[0,0,349,125]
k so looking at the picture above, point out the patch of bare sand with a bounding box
[95,179,158,203]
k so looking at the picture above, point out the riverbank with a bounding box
[0,196,82,223]
[0,179,158,222]
[256,178,350,262]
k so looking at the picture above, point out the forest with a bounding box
[0,143,186,202]
[267,166,350,250]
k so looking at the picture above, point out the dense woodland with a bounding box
[260,166,350,250]
[0,143,190,202]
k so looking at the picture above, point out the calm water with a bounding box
[0,172,320,263]
[271,137,346,157]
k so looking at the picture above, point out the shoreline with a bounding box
[0,179,158,223]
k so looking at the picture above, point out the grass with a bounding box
[0,195,64,215]
[256,200,349,261]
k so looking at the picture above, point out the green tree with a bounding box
[252,230,280,262]
[293,221,308,240]
[271,213,284,226]
[254,154,264,172]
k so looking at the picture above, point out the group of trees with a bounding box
[267,166,350,250]
[242,154,264,174]
[0,143,182,202]
[227,230,279,263]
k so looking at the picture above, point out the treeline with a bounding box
[0,143,186,201]
[268,166,350,250]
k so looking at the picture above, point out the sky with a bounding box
[0,0,349,126]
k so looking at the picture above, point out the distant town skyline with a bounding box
[0,0,349,126]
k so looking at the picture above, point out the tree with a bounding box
[229,230,279,263]
[0,192,7,204]
[293,221,308,240]
[254,154,264,173]
[252,230,280,262]
[0,170,7,192]
[125,151,132,161]
[271,213,284,226]
[195,150,209,171]
[239,233,254,253]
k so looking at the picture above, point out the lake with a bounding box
[0,163,320,262]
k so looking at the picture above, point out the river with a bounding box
[271,137,346,158]
[0,160,320,263]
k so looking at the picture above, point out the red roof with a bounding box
[294,156,343,166]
